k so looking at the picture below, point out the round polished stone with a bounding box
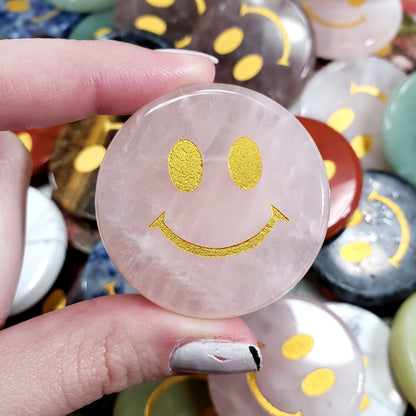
[327,302,407,416]
[96,84,329,318]
[297,117,362,239]
[113,376,213,416]
[209,296,365,416]
[47,0,115,13]
[188,0,315,108]
[81,240,137,300]
[0,0,81,39]
[313,170,416,310]
[49,115,126,221]
[291,57,407,171]
[383,72,416,188]
[114,0,203,47]
[69,10,114,40]
[11,187,67,316]
[14,125,63,176]
[390,292,416,410]
[292,0,403,59]
[98,27,173,49]
[401,0,416,13]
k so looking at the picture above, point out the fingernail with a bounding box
[155,48,219,64]
[169,340,262,374]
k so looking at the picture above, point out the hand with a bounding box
[0,39,260,416]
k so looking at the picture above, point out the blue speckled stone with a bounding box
[81,240,137,300]
[0,0,82,39]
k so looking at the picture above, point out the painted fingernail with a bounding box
[169,340,262,374]
[155,48,219,64]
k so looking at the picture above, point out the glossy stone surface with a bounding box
[189,0,315,108]
[81,241,137,300]
[209,296,365,416]
[114,0,203,46]
[113,376,214,416]
[49,115,125,221]
[327,302,407,416]
[96,84,329,318]
[293,0,403,59]
[47,0,115,13]
[313,171,416,310]
[14,125,63,176]
[297,117,362,239]
[0,0,81,39]
[98,27,173,48]
[11,187,67,316]
[390,292,416,410]
[69,10,114,40]
[291,57,407,171]
[383,72,416,188]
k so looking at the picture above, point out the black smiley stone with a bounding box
[312,170,416,313]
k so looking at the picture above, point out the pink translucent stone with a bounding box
[96,84,329,318]
[209,297,365,416]
[293,0,403,60]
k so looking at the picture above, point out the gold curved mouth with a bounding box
[148,204,289,258]
[302,3,366,28]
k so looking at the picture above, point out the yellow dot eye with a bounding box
[94,27,112,39]
[168,139,203,193]
[42,289,67,314]
[135,15,167,35]
[5,0,30,12]
[340,241,372,263]
[327,108,355,133]
[228,137,262,190]
[349,0,365,6]
[346,209,363,228]
[324,160,336,181]
[281,334,314,360]
[74,144,106,173]
[16,132,33,152]
[302,368,336,397]
[233,54,264,82]
[146,0,175,7]
[214,27,244,55]
[359,394,370,410]
[350,134,372,159]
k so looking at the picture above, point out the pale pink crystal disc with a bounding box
[96,84,329,318]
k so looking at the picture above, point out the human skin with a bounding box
[0,39,258,416]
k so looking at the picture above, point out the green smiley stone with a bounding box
[69,10,114,40]
[47,0,116,13]
[389,292,416,408]
[383,72,416,188]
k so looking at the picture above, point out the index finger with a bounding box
[0,39,215,130]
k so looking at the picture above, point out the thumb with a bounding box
[0,294,261,416]
[0,131,32,326]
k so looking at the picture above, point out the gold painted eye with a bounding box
[214,27,244,55]
[327,108,355,133]
[228,137,262,190]
[350,134,372,159]
[168,139,203,193]
[301,368,336,396]
[74,144,106,173]
[340,241,372,263]
[16,132,33,152]
[349,0,365,6]
[5,0,30,12]
[135,15,167,35]
[146,0,175,7]
[233,54,264,82]
[324,160,336,181]
[281,334,314,360]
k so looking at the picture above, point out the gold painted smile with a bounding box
[148,204,289,258]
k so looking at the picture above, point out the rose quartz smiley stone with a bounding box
[96,84,329,318]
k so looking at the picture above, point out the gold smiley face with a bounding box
[148,136,289,257]
[247,334,336,416]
